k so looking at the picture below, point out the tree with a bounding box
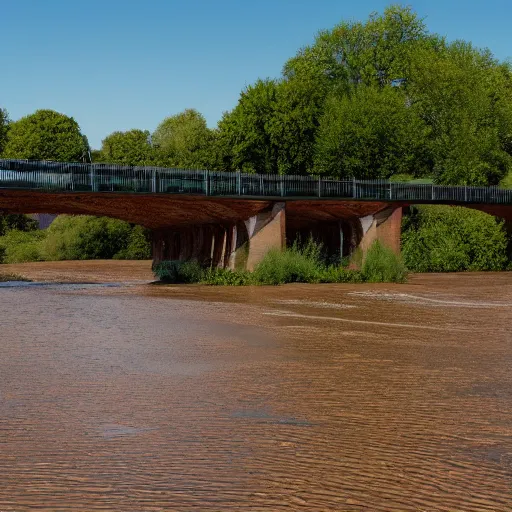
[0,108,9,155]
[152,109,213,168]
[0,214,38,237]
[216,80,279,173]
[314,86,431,178]
[283,5,436,90]
[2,109,89,161]
[98,129,154,166]
[408,42,512,185]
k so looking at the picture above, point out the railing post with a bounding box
[90,166,96,192]
[280,175,284,197]
[318,176,321,198]
[205,170,209,196]
[352,177,356,199]
[464,185,468,202]
[237,170,241,195]
[432,184,434,201]
[389,181,392,200]
[152,169,156,193]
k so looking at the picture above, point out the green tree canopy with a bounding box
[314,86,431,178]
[2,109,89,161]
[98,129,154,166]
[408,42,512,185]
[152,109,213,168]
[215,80,279,173]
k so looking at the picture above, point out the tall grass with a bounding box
[362,241,407,283]
[153,238,407,285]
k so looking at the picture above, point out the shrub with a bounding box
[43,215,133,260]
[202,267,252,286]
[362,240,408,283]
[402,205,508,272]
[152,260,204,283]
[113,225,151,260]
[252,239,324,285]
[320,266,364,283]
[0,230,46,263]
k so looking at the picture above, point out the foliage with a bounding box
[0,107,9,155]
[202,267,252,286]
[2,109,89,161]
[152,109,213,168]
[153,238,407,286]
[153,260,205,283]
[362,241,408,283]
[215,80,279,173]
[408,42,512,185]
[0,214,38,236]
[98,129,154,166]
[314,86,430,179]
[43,216,134,260]
[402,206,509,271]
[0,230,46,264]
[113,225,151,260]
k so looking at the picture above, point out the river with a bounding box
[0,261,511,511]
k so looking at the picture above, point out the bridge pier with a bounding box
[151,204,402,271]
[152,203,286,271]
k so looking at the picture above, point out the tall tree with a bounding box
[2,109,89,162]
[98,129,154,166]
[314,86,431,179]
[152,109,213,168]
[408,42,512,185]
[215,80,279,173]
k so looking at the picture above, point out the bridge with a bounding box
[1,159,511,269]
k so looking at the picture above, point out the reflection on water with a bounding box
[0,273,511,511]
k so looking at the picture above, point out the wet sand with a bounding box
[0,261,511,510]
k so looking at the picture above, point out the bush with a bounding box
[252,239,324,285]
[402,205,508,272]
[43,216,133,260]
[202,267,252,286]
[362,240,408,283]
[320,266,365,283]
[0,230,46,263]
[153,260,204,283]
[113,225,151,260]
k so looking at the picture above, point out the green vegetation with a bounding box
[362,240,408,283]
[0,215,151,264]
[153,240,406,285]
[2,110,90,162]
[402,206,509,272]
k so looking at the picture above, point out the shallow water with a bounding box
[0,266,511,510]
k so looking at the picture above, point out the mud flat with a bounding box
[0,261,511,510]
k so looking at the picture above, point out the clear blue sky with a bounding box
[2,0,511,149]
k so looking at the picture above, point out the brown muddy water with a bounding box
[0,261,511,511]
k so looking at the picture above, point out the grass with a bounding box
[153,239,407,286]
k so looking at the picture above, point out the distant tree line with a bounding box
[1,6,511,187]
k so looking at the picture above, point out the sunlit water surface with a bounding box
[0,272,511,511]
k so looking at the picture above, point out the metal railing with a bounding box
[0,159,511,205]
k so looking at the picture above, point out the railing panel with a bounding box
[0,159,511,206]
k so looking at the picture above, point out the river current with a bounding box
[0,263,511,510]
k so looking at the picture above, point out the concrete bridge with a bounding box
[1,159,511,269]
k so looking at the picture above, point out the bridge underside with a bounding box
[1,189,511,269]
